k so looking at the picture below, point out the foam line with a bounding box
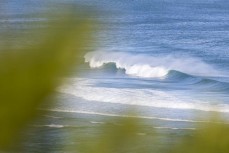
[46,109,210,123]
[59,78,229,113]
[33,124,64,128]
[154,127,196,130]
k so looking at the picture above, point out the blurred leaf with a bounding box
[0,10,93,150]
[170,118,229,153]
[75,116,158,153]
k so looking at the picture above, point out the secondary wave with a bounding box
[84,51,220,78]
[165,70,229,92]
[58,78,229,113]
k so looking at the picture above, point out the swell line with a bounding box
[45,108,211,123]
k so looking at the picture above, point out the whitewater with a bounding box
[84,51,221,78]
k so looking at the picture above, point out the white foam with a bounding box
[59,78,229,113]
[84,51,220,78]
[154,127,196,130]
[137,133,147,136]
[33,124,64,128]
[90,121,105,124]
[126,64,168,78]
[46,109,208,123]
[43,115,63,119]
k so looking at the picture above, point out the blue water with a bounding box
[2,0,229,152]
[58,0,229,118]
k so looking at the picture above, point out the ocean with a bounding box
[57,0,229,125]
[1,0,229,152]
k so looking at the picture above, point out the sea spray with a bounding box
[84,51,220,78]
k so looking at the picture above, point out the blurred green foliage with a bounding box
[0,10,93,150]
[78,117,142,153]
[76,116,229,153]
[169,121,229,153]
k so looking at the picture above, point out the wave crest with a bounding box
[84,51,219,78]
[124,64,168,78]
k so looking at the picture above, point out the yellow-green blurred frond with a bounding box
[0,10,93,150]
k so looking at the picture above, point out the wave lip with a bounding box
[85,51,169,78]
[84,51,220,78]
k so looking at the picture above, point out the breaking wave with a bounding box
[84,51,220,78]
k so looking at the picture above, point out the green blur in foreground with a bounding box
[170,121,229,153]
[0,8,229,153]
[0,9,93,150]
[74,116,229,153]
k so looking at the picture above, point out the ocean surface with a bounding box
[58,0,229,124]
[1,0,229,152]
